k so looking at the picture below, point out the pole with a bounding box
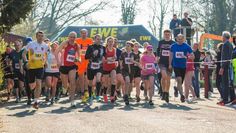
[204,65,209,98]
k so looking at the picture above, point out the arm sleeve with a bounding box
[156,43,161,57]
[221,43,233,68]
[169,21,174,30]
[85,46,93,60]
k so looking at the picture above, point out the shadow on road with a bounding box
[159,103,200,111]
[7,110,36,117]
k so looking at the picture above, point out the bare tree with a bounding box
[183,0,236,34]
[13,0,109,38]
[121,0,138,24]
[148,0,170,39]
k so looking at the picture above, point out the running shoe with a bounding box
[96,96,101,102]
[32,102,39,109]
[92,92,96,99]
[180,95,185,103]
[161,92,166,100]
[136,96,141,102]
[123,95,129,106]
[140,82,144,91]
[89,97,93,105]
[174,86,178,97]
[103,95,108,103]
[81,96,87,103]
[15,98,20,103]
[165,93,169,103]
[110,96,115,103]
[84,91,89,99]
[71,101,76,108]
[27,100,32,105]
[116,90,122,98]
[217,101,225,106]
[149,100,154,106]
[50,98,54,105]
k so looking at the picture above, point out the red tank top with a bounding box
[103,48,116,71]
[63,43,78,66]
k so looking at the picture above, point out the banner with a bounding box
[52,25,159,49]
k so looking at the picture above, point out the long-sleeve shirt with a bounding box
[221,41,233,69]
[193,49,201,68]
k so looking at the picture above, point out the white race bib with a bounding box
[51,64,58,70]
[162,50,170,56]
[15,63,20,69]
[66,55,75,62]
[107,57,115,64]
[81,50,86,55]
[34,53,43,60]
[91,62,100,69]
[176,52,184,58]
[145,63,154,70]
[125,58,132,64]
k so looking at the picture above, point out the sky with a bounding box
[76,0,184,35]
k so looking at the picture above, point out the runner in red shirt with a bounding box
[102,36,117,103]
[56,31,80,108]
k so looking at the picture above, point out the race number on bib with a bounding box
[66,55,75,62]
[81,50,86,55]
[91,62,100,69]
[15,63,20,69]
[34,53,42,60]
[162,50,169,56]
[176,52,184,58]
[125,58,132,64]
[51,64,57,69]
[107,57,115,64]
[145,63,154,70]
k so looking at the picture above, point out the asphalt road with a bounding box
[0,84,236,133]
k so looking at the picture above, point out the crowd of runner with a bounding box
[2,28,236,109]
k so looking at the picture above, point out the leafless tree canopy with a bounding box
[29,0,109,38]
[121,0,137,24]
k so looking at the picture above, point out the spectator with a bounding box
[218,31,233,106]
[204,51,214,95]
[215,43,224,99]
[181,12,193,46]
[169,14,181,40]
[192,43,201,98]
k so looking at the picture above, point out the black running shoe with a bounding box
[140,82,144,91]
[27,100,32,105]
[161,92,166,100]
[149,100,154,106]
[165,93,169,103]
[136,96,141,102]
[180,95,185,103]
[174,86,178,97]
[124,95,129,105]
[50,98,54,105]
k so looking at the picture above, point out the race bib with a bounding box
[107,57,115,64]
[91,62,100,69]
[80,49,86,55]
[125,58,132,64]
[66,55,75,62]
[51,64,57,69]
[176,52,184,58]
[145,63,154,70]
[34,53,43,60]
[162,50,170,56]
[15,63,20,69]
